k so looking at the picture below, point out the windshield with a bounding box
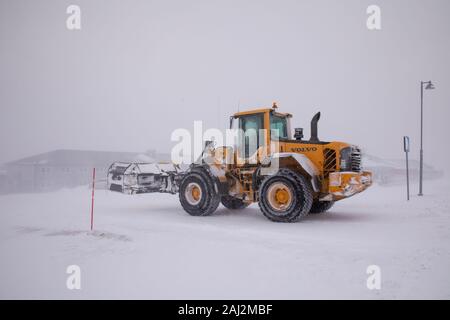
[270,114,289,140]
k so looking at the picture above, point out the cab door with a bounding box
[235,113,265,165]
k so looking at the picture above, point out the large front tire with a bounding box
[179,168,221,216]
[258,169,313,222]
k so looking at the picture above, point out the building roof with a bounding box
[5,149,142,167]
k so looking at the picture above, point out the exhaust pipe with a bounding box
[310,112,321,142]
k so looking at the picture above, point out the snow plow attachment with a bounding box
[327,171,372,200]
[107,162,186,195]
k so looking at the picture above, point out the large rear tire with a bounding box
[309,200,334,214]
[179,168,221,216]
[221,196,250,210]
[258,169,313,222]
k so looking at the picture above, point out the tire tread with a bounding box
[258,168,313,222]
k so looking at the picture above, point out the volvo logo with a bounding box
[290,147,318,152]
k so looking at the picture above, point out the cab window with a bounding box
[238,114,264,158]
[270,115,288,140]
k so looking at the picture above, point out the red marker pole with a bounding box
[90,167,96,231]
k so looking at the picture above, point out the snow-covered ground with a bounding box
[0,178,449,299]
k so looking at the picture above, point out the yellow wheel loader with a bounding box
[108,104,372,222]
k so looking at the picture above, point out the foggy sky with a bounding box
[1,0,449,172]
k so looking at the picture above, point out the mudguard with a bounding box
[262,152,320,192]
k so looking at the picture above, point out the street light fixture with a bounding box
[418,80,435,196]
[425,82,435,90]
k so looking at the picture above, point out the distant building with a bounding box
[0,149,170,194]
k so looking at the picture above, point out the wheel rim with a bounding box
[185,182,202,205]
[267,182,293,212]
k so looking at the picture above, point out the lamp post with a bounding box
[418,80,435,196]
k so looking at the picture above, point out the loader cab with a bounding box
[230,107,292,164]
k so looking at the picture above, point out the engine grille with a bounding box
[323,148,337,177]
[351,147,362,172]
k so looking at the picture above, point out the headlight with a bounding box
[340,147,352,171]
[329,172,342,187]
[123,175,137,186]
